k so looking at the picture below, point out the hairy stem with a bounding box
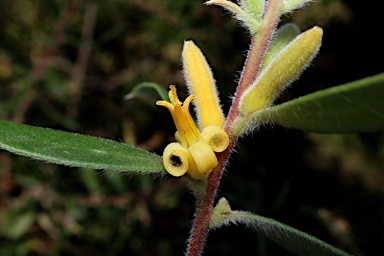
[186,138,236,256]
[226,0,282,123]
[185,1,283,255]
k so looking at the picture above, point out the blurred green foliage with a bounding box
[0,0,383,255]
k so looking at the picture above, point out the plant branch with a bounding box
[186,137,236,256]
[226,0,282,123]
[185,1,283,255]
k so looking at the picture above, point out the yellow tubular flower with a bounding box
[157,85,200,147]
[157,85,229,180]
[182,41,225,129]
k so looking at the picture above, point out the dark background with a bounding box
[0,0,383,255]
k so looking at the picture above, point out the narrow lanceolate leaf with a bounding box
[205,0,261,33]
[239,26,323,117]
[210,198,352,256]
[282,0,313,14]
[232,73,384,135]
[0,120,165,174]
[239,0,265,18]
[182,40,225,129]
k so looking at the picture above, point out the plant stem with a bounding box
[186,137,236,256]
[226,0,282,123]
[186,98,241,255]
[185,1,283,255]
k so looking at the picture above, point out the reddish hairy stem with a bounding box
[227,0,282,123]
[186,138,236,256]
[185,95,241,255]
[186,1,283,255]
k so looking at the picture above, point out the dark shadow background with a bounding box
[0,0,383,255]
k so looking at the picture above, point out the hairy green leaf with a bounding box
[240,0,265,18]
[210,198,351,256]
[232,73,384,135]
[205,0,261,34]
[0,120,165,174]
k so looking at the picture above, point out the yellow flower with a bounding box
[156,41,229,180]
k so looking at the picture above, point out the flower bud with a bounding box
[182,41,225,129]
[260,23,300,71]
[239,26,323,117]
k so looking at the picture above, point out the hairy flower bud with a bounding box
[239,26,323,117]
[182,41,225,129]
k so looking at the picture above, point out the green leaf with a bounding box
[210,198,352,256]
[240,0,265,18]
[282,0,313,14]
[232,73,384,135]
[124,82,170,102]
[0,120,165,174]
[205,0,261,34]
